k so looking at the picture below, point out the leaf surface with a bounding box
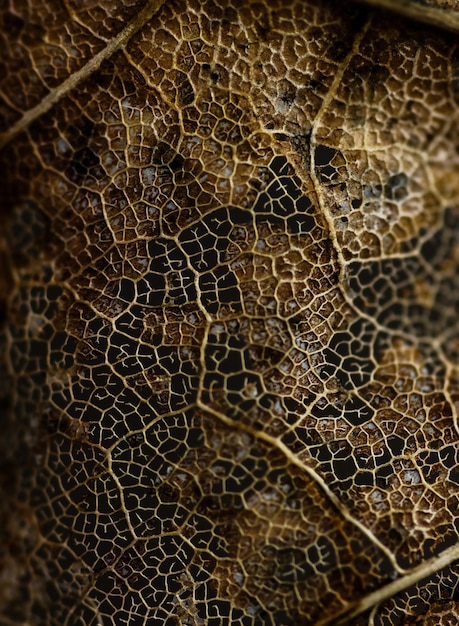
[1,1,459,625]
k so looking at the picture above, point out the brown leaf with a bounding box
[1,1,459,624]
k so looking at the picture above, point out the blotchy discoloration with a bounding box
[1,1,459,625]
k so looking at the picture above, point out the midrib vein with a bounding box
[0,0,166,151]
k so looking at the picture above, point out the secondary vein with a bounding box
[0,0,166,151]
[319,541,459,625]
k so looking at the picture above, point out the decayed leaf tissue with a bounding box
[1,0,459,624]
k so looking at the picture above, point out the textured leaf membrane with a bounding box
[1,0,459,624]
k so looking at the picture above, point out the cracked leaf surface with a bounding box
[1,1,459,625]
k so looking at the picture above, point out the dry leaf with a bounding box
[1,1,459,624]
